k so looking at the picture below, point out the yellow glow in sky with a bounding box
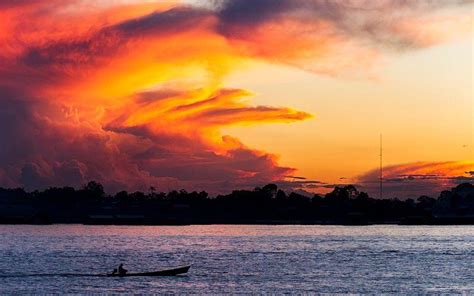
[223,38,473,185]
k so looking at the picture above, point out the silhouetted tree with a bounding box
[81,181,105,199]
[261,184,278,199]
[417,195,436,209]
[276,189,287,200]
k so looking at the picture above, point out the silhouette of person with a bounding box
[118,263,127,275]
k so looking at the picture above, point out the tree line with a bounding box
[0,181,473,225]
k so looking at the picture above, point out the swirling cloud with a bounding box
[0,0,471,193]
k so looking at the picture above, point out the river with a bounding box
[0,225,473,293]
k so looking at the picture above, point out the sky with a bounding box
[0,0,472,198]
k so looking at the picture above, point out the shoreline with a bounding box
[1,219,474,226]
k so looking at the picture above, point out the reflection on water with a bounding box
[0,225,473,293]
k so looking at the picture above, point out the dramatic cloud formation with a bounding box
[0,0,471,193]
[357,161,474,199]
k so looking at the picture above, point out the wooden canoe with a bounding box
[107,265,190,277]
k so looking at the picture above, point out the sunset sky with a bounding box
[0,0,472,198]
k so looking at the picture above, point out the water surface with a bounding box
[0,225,473,293]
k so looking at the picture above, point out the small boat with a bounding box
[107,265,190,277]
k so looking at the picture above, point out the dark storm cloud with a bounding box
[216,0,472,50]
[115,6,211,37]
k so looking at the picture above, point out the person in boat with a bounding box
[118,263,127,275]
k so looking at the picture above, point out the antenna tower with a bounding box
[379,134,383,199]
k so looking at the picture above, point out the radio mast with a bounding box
[379,134,383,199]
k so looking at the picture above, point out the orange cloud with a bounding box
[0,0,471,193]
[357,161,474,199]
